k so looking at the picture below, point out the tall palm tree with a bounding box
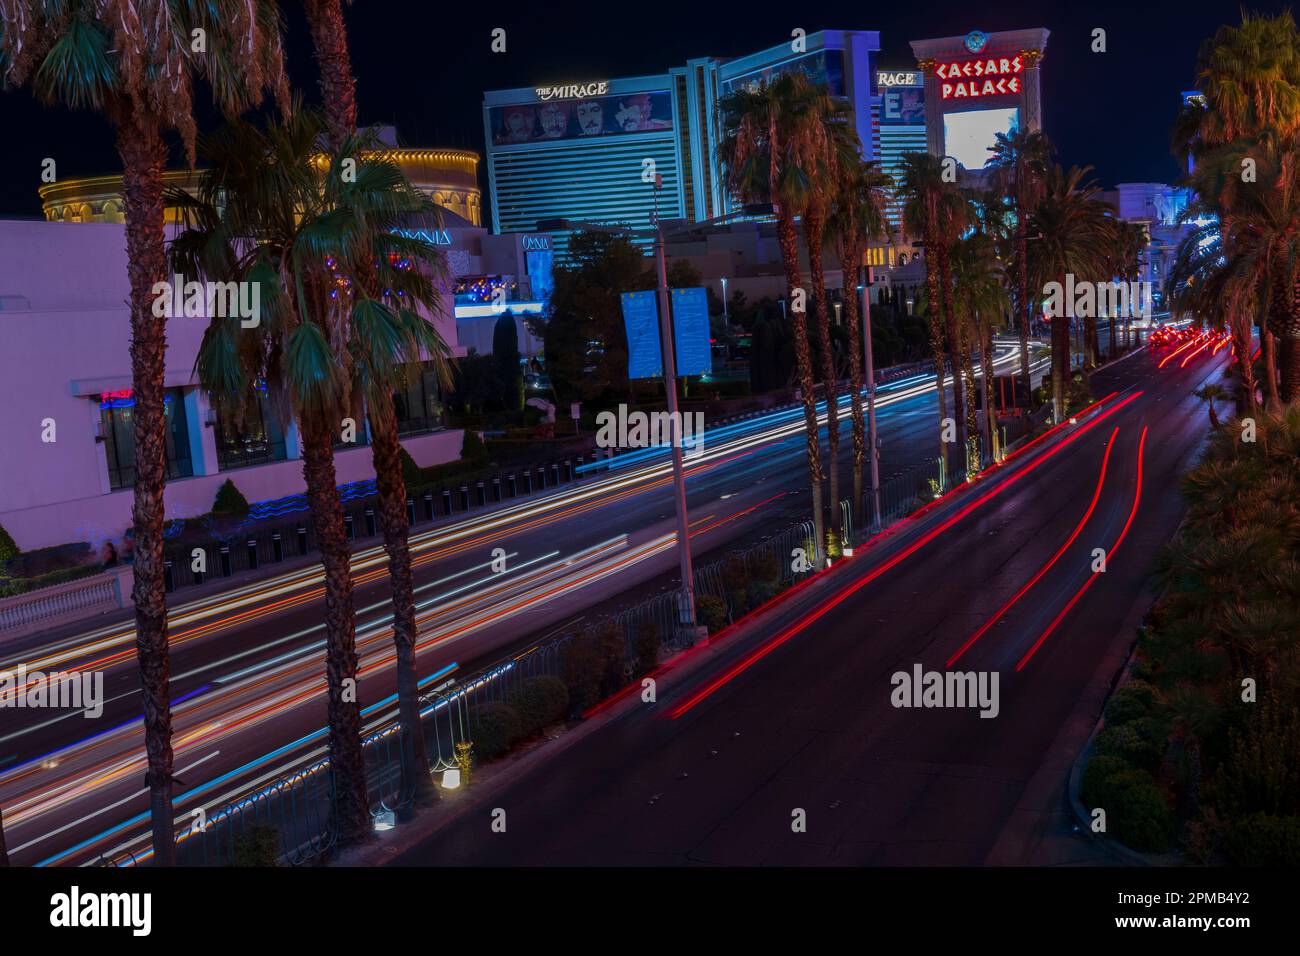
[719,72,836,567]
[990,128,1052,401]
[802,95,859,552]
[897,151,971,473]
[831,159,892,527]
[1027,164,1114,422]
[952,229,1008,465]
[0,0,288,866]
[301,0,445,809]
[1174,11,1300,403]
[172,110,441,848]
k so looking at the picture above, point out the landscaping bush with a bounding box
[212,478,250,518]
[1080,755,1175,852]
[461,429,490,466]
[468,701,524,762]
[721,554,750,618]
[1093,718,1166,772]
[399,445,422,489]
[746,550,783,609]
[0,522,18,567]
[633,623,661,676]
[231,824,281,867]
[696,594,728,633]
[1104,680,1159,727]
[1221,813,1300,865]
[512,676,569,736]
[562,624,626,713]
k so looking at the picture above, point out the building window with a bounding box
[213,388,288,471]
[393,361,445,437]
[99,387,193,491]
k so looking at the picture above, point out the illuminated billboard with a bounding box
[489,89,673,146]
[943,107,1020,169]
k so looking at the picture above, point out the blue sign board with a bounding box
[669,287,712,377]
[619,287,713,380]
[621,290,663,379]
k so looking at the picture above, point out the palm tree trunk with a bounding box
[303,0,358,149]
[925,250,950,474]
[1052,271,1067,422]
[777,212,826,567]
[805,208,840,552]
[115,108,176,867]
[1016,238,1032,400]
[367,392,435,809]
[842,237,867,529]
[960,313,979,472]
[936,244,966,466]
[978,314,994,462]
[1108,310,1118,362]
[300,420,371,846]
[1232,319,1258,418]
[1262,327,1281,411]
[0,804,9,866]
[1282,333,1300,405]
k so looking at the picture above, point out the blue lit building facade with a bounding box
[482,30,883,259]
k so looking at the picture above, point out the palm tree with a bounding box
[1195,383,1231,427]
[1174,11,1300,403]
[1027,164,1114,422]
[831,159,892,527]
[951,228,1008,465]
[719,72,836,567]
[172,110,442,848]
[802,95,860,553]
[300,0,446,809]
[0,0,288,866]
[990,129,1053,401]
[897,152,971,473]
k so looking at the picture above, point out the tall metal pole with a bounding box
[653,178,697,628]
[861,273,881,533]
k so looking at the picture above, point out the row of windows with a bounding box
[98,362,444,491]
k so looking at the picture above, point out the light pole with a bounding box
[721,276,729,323]
[860,271,881,533]
[651,176,699,632]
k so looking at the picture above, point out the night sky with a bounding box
[0,0,1284,218]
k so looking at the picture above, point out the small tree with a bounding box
[211,479,251,518]
[493,311,524,411]
[0,523,18,568]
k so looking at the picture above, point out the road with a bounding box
[0,345,1041,865]
[391,332,1228,866]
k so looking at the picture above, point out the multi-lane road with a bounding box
[391,332,1229,865]
[0,345,1040,865]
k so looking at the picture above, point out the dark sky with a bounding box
[0,0,1282,217]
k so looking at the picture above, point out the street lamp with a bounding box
[721,276,729,322]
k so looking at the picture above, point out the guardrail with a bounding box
[0,565,132,641]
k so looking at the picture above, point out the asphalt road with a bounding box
[0,346,1038,865]
[392,335,1226,866]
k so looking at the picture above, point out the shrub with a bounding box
[399,445,422,489]
[721,554,750,618]
[1080,755,1175,852]
[512,676,569,736]
[633,623,661,676]
[212,479,250,518]
[697,594,728,633]
[1222,813,1300,865]
[231,825,281,867]
[0,522,18,568]
[469,701,523,762]
[1104,680,1160,727]
[563,625,626,714]
[461,429,490,465]
[1093,718,1165,772]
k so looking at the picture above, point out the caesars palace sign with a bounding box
[534,82,609,101]
[936,54,1025,100]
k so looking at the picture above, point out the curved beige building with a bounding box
[40,146,482,226]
